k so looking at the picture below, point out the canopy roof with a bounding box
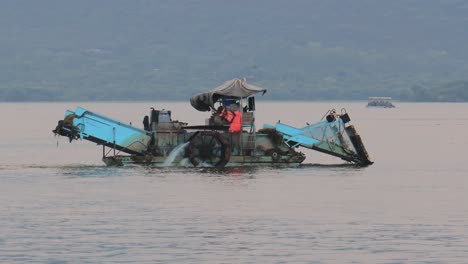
[190,79,267,112]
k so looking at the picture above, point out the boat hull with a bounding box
[102,153,305,167]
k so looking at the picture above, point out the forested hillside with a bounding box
[1,0,468,101]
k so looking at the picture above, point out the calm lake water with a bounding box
[0,101,467,263]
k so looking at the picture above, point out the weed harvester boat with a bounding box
[53,79,373,167]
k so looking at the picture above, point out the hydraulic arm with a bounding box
[53,107,152,155]
[264,110,372,165]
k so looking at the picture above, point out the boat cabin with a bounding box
[190,79,266,131]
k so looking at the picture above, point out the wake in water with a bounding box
[162,142,190,167]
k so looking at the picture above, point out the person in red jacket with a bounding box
[218,106,242,132]
[219,105,242,154]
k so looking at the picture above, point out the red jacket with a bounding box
[220,109,242,132]
[229,110,242,132]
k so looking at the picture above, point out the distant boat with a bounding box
[367,97,395,108]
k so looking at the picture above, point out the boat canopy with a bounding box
[190,79,267,112]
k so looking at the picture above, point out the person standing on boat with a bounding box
[219,104,242,154]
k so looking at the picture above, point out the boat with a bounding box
[366,97,395,108]
[52,79,373,167]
